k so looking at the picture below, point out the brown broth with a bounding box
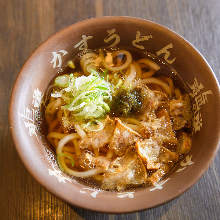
[41,47,193,191]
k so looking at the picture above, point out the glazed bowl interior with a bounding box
[9,17,220,213]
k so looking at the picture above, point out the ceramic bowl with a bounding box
[9,17,220,213]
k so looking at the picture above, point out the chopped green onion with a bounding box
[55,75,69,88]
[115,79,123,88]
[67,60,75,69]
[57,153,75,170]
[83,120,104,132]
[54,69,112,121]
[106,74,109,82]
[102,69,108,76]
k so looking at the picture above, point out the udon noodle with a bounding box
[44,48,193,191]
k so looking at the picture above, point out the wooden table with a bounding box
[1,0,220,219]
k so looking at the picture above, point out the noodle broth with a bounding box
[43,48,193,191]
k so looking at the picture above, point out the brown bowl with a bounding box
[9,17,220,213]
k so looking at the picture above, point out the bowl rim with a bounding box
[9,16,220,213]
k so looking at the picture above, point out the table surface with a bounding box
[1,0,220,219]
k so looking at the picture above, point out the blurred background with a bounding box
[0,0,219,219]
